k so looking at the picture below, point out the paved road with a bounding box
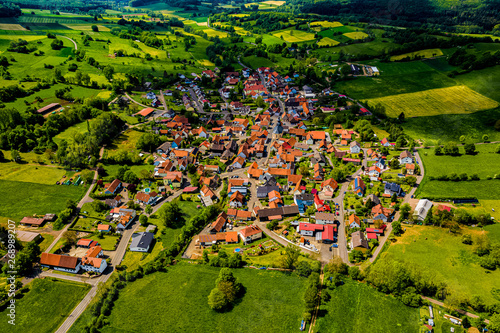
[57,35,77,50]
[369,150,424,263]
[44,148,104,254]
[55,219,140,333]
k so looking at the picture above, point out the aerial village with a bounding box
[12,64,429,276]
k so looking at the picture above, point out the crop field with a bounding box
[18,16,90,25]
[0,162,67,185]
[0,23,27,30]
[0,278,90,333]
[343,31,369,40]
[382,225,500,306]
[63,24,111,31]
[262,0,285,5]
[202,28,228,38]
[318,37,340,46]
[0,179,87,220]
[366,85,499,117]
[314,280,420,333]
[271,28,315,43]
[91,264,306,333]
[390,48,444,61]
[311,21,343,28]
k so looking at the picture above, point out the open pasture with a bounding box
[390,48,444,61]
[97,264,306,333]
[0,278,90,333]
[366,85,499,118]
[271,28,315,43]
[315,280,420,333]
[0,23,27,31]
[382,225,500,306]
[343,31,369,40]
[0,162,67,185]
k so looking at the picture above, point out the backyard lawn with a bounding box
[89,234,120,251]
[314,280,420,333]
[0,278,90,333]
[382,225,500,306]
[0,179,87,221]
[99,264,306,333]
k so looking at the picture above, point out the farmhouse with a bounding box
[80,246,107,274]
[40,253,81,274]
[130,232,154,252]
[136,107,155,118]
[238,225,263,244]
[20,217,46,227]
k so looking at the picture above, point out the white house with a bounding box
[413,199,433,221]
[399,151,413,164]
[350,141,361,154]
[238,225,263,244]
[81,257,107,274]
[130,232,154,252]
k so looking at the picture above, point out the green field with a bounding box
[314,280,420,333]
[0,179,87,220]
[390,48,444,61]
[382,225,500,306]
[318,37,340,47]
[242,55,275,68]
[417,143,500,199]
[366,85,499,118]
[0,162,68,184]
[403,108,500,144]
[53,120,91,144]
[80,264,306,332]
[0,278,90,333]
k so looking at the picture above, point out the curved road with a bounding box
[57,35,78,50]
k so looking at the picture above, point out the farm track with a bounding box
[57,35,77,50]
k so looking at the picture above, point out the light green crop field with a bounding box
[390,48,444,61]
[72,264,306,333]
[343,31,369,40]
[314,280,420,333]
[271,28,315,43]
[0,162,67,185]
[318,37,340,47]
[0,278,90,333]
[366,85,498,118]
[311,21,343,28]
[382,225,500,306]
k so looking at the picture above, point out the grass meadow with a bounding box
[382,225,500,306]
[0,179,87,220]
[416,143,500,199]
[98,264,306,333]
[314,280,420,333]
[366,85,499,118]
[0,278,90,333]
[242,55,275,68]
[0,161,68,184]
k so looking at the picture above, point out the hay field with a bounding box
[0,24,27,31]
[271,29,315,42]
[344,31,369,39]
[262,0,285,5]
[203,28,228,38]
[366,85,499,118]
[318,37,340,46]
[311,21,343,28]
[63,24,110,31]
[0,34,46,41]
[391,48,444,61]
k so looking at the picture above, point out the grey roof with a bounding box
[258,205,299,218]
[296,193,314,201]
[385,182,402,193]
[351,231,369,249]
[257,185,280,197]
[130,232,154,250]
[157,141,171,152]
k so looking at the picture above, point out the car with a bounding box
[336,212,339,216]
[331,244,338,248]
